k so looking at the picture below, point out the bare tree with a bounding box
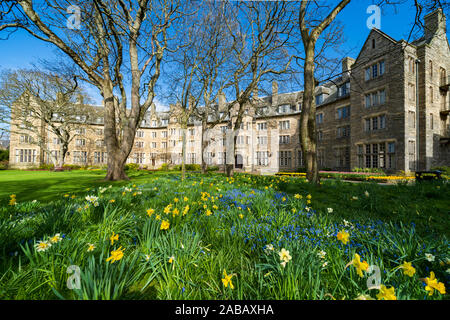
[0,0,188,180]
[0,68,96,168]
[298,0,351,184]
[221,0,295,177]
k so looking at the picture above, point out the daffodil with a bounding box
[147,208,155,217]
[351,253,369,278]
[49,233,62,244]
[110,232,119,245]
[423,271,446,295]
[35,241,51,252]
[294,194,302,199]
[400,261,416,277]
[87,243,96,252]
[376,285,397,300]
[168,256,175,264]
[279,248,292,264]
[160,220,170,230]
[327,208,333,213]
[337,230,350,245]
[425,253,435,262]
[222,269,234,289]
[106,246,125,263]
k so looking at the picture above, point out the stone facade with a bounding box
[9,9,450,173]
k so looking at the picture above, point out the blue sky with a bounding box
[0,1,448,106]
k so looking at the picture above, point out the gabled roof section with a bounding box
[354,28,398,62]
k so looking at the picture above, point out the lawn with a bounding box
[0,170,448,300]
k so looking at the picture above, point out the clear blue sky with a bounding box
[0,1,448,105]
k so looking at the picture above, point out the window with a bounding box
[136,130,145,138]
[279,120,290,130]
[430,87,434,103]
[408,84,415,101]
[388,142,395,169]
[338,82,350,97]
[365,90,385,108]
[162,131,167,138]
[218,152,227,165]
[408,111,416,128]
[75,139,86,147]
[372,38,376,49]
[73,151,87,163]
[408,140,416,170]
[360,143,392,169]
[53,137,61,145]
[279,135,290,144]
[162,142,167,148]
[94,152,107,164]
[430,113,434,130]
[408,57,415,74]
[161,119,169,126]
[15,149,36,163]
[429,60,433,81]
[152,132,157,138]
[96,140,105,147]
[187,153,196,164]
[365,115,386,131]
[257,122,267,131]
[135,141,144,148]
[335,147,350,168]
[317,130,323,141]
[278,105,290,114]
[96,129,103,135]
[20,135,33,144]
[152,120,157,127]
[189,128,195,136]
[279,151,292,167]
[337,125,350,138]
[75,128,86,135]
[256,151,269,166]
[316,94,324,105]
[257,136,267,145]
[316,113,324,124]
[220,125,228,133]
[134,153,145,164]
[337,106,350,119]
[365,61,385,81]
[237,136,245,145]
[297,150,304,167]
[257,107,268,116]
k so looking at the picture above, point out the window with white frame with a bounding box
[257,136,267,145]
[162,131,167,138]
[257,122,267,131]
[135,141,144,148]
[256,151,269,166]
[75,139,86,147]
[94,152,107,164]
[316,113,324,124]
[136,130,145,138]
[15,149,36,163]
[279,135,290,144]
[134,153,145,164]
[279,120,290,130]
[73,151,87,163]
[20,135,33,144]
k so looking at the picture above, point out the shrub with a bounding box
[0,149,9,161]
[207,165,219,172]
[0,160,8,170]
[431,166,450,175]
[159,163,169,171]
[38,163,55,171]
[125,163,140,171]
[62,164,81,171]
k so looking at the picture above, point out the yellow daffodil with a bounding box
[351,253,369,278]
[337,230,350,245]
[423,271,446,295]
[109,199,115,203]
[49,233,62,244]
[183,205,189,216]
[147,208,155,217]
[106,246,125,263]
[222,269,234,289]
[376,285,397,300]
[110,232,119,245]
[87,243,96,252]
[239,214,244,219]
[279,248,292,264]
[400,261,416,277]
[172,208,179,216]
[160,220,170,230]
[173,197,179,203]
[206,209,212,216]
[168,256,175,264]
[183,197,189,202]
[35,241,51,252]
[294,194,302,199]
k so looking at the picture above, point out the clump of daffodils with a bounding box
[85,195,99,207]
[279,248,292,268]
[9,194,16,206]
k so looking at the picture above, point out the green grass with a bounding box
[0,170,448,300]
[0,169,158,202]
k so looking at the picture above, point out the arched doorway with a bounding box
[235,154,243,169]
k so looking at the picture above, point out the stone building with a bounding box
[9,9,450,174]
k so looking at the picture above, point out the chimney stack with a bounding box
[342,57,356,75]
[272,80,278,106]
[424,9,446,41]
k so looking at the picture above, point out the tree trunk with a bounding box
[201,119,208,174]
[103,90,129,181]
[301,42,320,184]
[181,124,186,181]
